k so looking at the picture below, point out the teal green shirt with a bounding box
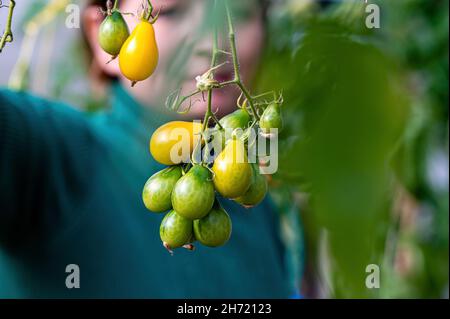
[0,83,291,298]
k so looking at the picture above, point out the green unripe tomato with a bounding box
[219,108,251,147]
[219,108,251,138]
[235,164,268,207]
[172,165,215,220]
[259,103,283,137]
[98,11,130,56]
[142,166,182,213]
[194,205,232,247]
[160,210,193,249]
[203,109,252,164]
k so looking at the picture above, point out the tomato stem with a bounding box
[0,0,15,53]
[203,5,223,131]
[106,55,117,64]
[224,1,260,121]
[202,0,221,130]
[168,0,265,157]
[145,0,159,22]
[202,90,213,132]
[193,0,225,165]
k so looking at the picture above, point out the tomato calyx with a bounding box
[99,0,113,16]
[140,0,160,24]
[195,63,227,92]
[100,0,125,17]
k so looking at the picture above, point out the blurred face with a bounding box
[85,0,265,119]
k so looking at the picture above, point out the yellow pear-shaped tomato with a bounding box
[150,121,203,165]
[119,20,158,85]
[212,139,253,199]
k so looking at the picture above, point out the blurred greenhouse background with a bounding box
[0,0,448,298]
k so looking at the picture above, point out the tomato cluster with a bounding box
[142,105,282,254]
[98,2,159,86]
[98,1,285,254]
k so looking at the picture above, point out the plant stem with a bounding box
[201,0,223,133]
[224,1,260,120]
[193,0,226,165]
[113,0,119,10]
[202,90,213,132]
[211,23,219,68]
[145,0,154,20]
[0,0,15,53]
[225,3,239,82]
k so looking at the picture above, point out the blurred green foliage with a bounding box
[258,0,448,298]
[382,0,449,299]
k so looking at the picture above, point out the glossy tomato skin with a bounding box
[194,205,232,247]
[150,121,202,166]
[260,103,283,135]
[220,108,251,129]
[171,165,215,220]
[206,109,252,161]
[235,163,268,208]
[98,11,130,56]
[219,108,251,142]
[142,166,182,213]
[212,139,253,199]
[119,20,159,82]
[160,210,193,249]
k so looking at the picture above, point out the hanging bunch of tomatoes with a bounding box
[144,103,283,254]
[99,0,283,254]
[98,0,158,87]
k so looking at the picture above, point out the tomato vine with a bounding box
[166,0,282,168]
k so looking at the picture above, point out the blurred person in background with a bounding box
[0,0,302,298]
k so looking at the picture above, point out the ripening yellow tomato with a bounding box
[119,20,158,85]
[212,139,253,199]
[150,121,203,166]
